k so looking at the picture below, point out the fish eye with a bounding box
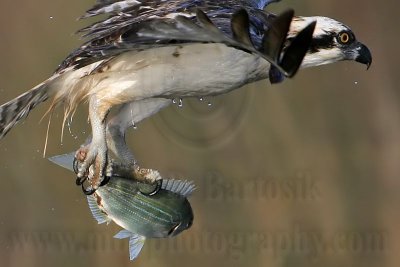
[337,31,354,45]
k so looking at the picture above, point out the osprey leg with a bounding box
[75,95,110,190]
[104,98,170,187]
[106,98,171,165]
[75,98,171,192]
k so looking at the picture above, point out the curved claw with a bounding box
[100,175,111,187]
[82,187,97,195]
[73,157,90,187]
[73,157,80,174]
[76,176,87,186]
[140,180,163,196]
[81,183,97,195]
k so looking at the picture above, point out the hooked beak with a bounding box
[355,42,372,70]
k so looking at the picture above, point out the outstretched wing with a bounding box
[80,0,280,20]
[56,1,282,73]
[57,0,313,79]
[78,0,282,40]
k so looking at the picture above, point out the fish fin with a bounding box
[113,229,133,239]
[114,230,146,260]
[48,152,76,172]
[86,195,110,224]
[128,235,146,261]
[162,179,196,197]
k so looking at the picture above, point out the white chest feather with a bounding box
[87,43,270,102]
[50,43,271,114]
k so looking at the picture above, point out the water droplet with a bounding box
[130,109,138,130]
[178,98,183,108]
[354,81,358,85]
[49,16,54,19]
[67,119,77,139]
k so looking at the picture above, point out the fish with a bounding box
[49,153,195,260]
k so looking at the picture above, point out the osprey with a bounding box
[0,0,371,193]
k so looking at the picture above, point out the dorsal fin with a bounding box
[86,195,110,224]
[162,179,196,197]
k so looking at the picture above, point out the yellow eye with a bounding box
[338,31,353,45]
[340,33,349,43]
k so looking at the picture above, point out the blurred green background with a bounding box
[0,0,398,266]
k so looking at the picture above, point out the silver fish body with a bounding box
[49,153,195,260]
[92,176,194,238]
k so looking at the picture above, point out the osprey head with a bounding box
[288,16,372,69]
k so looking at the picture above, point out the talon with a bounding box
[74,142,108,187]
[73,157,80,174]
[82,184,97,195]
[75,176,87,186]
[139,179,162,196]
[148,179,162,196]
[75,148,87,162]
[100,175,111,187]
[81,178,97,195]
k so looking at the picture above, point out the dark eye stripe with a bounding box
[308,34,335,53]
[286,32,335,54]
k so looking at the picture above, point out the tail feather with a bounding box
[0,82,49,139]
